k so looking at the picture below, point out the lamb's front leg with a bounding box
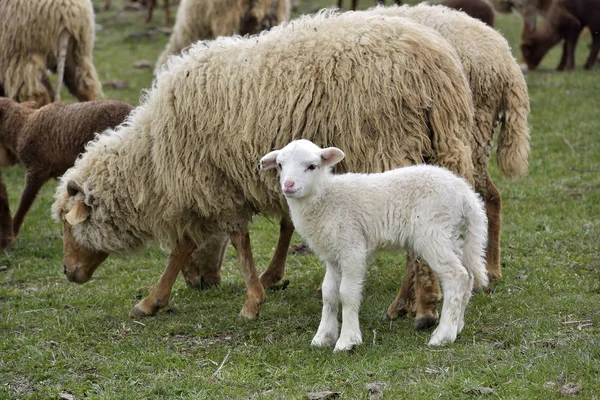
[312,263,341,347]
[335,255,367,352]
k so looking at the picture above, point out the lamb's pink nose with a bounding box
[284,180,295,189]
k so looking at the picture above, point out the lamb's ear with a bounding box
[260,150,280,170]
[320,147,345,167]
[65,201,91,226]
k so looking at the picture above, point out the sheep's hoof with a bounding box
[414,315,437,331]
[237,307,260,321]
[200,275,221,289]
[129,305,156,318]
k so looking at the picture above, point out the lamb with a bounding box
[260,140,488,350]
[154,0,291,71]
[488,0,553,32]
[52,11,475,321]
[440,0,495,26]
[521,0,600,70]
[0,98,133,248]
[0,0,103,106]
[365,4,530,329]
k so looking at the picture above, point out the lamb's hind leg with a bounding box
[421,249,470,346]
[130,238,196,317]
[259,216,294,289]
[231,230,266,320]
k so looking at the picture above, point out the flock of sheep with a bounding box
[0,0,598,352]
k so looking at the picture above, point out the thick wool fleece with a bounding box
[53,11,474,256]
[0,0,102,106]
[369,4,530,180]
[155,0,291,71]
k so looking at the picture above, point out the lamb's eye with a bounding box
[306,165,317,171]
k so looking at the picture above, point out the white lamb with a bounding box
[260,140,489,350]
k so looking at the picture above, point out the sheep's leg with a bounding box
[311,263,341,348]
[558,41,569,71]
[584,33,600,70]
[259,216,294,289]
[164,0,170,25]
[559,14,583,71]
[12,171,48,236]
[231,231,266,320]
[0,172,13,250]
[146,0,155,23]
[180,232,228,289]
[351,0,358,10]
[337,0,343,9]
[334,253,367,352]
[413,255,441,331]
[130,238,196,317]
[385,254,417,320]
[54,30,70,102]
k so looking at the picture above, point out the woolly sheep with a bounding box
[154,0,291,71]
[52,11,475,320]
[365,4,530,327]
[0,98,133,248]
[0,0,103,106]
[260,140,488,350]
[488,0,552,32]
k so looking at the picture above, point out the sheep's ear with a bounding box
[260,150,280,170]
[65,201,91,226]
[320,147,345,167]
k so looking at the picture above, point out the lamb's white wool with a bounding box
[261,140,489,350]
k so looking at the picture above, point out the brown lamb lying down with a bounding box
[0,98,133,249]
[521,0,600,70]
[441,0,495,26]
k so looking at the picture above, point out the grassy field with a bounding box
[1,0,599,398]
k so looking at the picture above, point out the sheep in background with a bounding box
[488,0,553,33]
[260,140,488,350]
[440,0,495,26]
[154,0,291,71]
[367,4,530,328]
[521,0,600,70]
[0,98,133,248]
[0,0,103,106]
[337,0,402,11]
[53,11,475,320]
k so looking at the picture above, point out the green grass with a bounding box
[1,0,599,398]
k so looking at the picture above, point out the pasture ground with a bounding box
[1,0,599,398]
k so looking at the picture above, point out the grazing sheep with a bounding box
[488,0,553,32]
[440,0,495,26]
[367,4,530,328]
[337,0,402,11]
[260,140,488,350]
[154,0,291,71]
[0,98,133,247]
[0,0,103,106]
[52,11,475,320]
[521,0,600,70]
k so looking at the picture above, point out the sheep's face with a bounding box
[260,139,345,200]
[520,37,543,71]
[52,180,109,283]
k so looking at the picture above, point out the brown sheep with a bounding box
[521,0,600,70]
[0,98,133,248]
[337,0,402,11]
[440,0,495,26]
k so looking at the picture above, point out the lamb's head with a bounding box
[260,139,345,199]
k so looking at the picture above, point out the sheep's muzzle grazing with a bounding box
[61,221,108,284]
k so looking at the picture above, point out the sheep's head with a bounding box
[520,34,544,71]
[52,179,108,283]
[260,139,345,200]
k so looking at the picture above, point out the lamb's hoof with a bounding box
[311,332,338,348]
[334,337,362,352]
[428,325,457,346]
[414,315,437,331]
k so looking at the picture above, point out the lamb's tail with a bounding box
[463,192,489,289]
[496,63,531,179]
